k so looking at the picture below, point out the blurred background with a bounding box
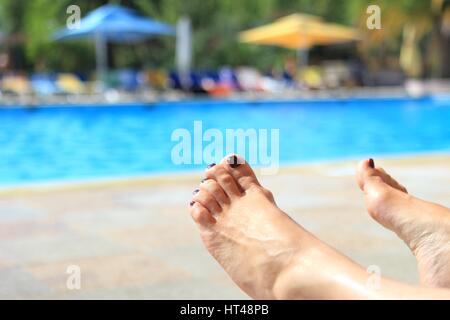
[0,0,448,100]
[0,0,450,300]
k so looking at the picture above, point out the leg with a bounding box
[189,155,450,299]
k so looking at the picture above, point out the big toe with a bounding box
[356,158,394,203]
[356,159,376,191]
[221,154,261,191]
[356,159,407,194]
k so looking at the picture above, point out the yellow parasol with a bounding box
[239,14,360,50]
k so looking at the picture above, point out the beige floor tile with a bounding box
[0,154,449,298]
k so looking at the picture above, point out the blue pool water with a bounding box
[1,96,450,185]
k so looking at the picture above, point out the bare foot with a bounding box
[189,155,387,299]
[356,159,450,288]
[187,155,450,299]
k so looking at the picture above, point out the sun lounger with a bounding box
[56,73,86,94]
[30,74,62,96]
[117,69,140,91]
[1,74,32,95]
[147,70,169,90]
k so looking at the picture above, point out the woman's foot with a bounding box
[356,159,450,288]
[189,155,384,299]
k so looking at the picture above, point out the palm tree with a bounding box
[432,0,450,77]
[356,0,450,78]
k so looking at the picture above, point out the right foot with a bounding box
[356,159,450,288]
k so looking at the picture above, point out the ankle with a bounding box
[271,245,324,299]
[271,255,306,299]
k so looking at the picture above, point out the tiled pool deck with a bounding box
[1,155,450,299]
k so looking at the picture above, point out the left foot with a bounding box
[189,155,379,299]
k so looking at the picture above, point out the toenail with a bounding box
[189,201,195,206]
[193,189,199,195]
[227,155,241,168]
[369,158,375,168]
[201,178,207,183]
[207,163,216,169]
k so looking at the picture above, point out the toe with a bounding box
[357,159,408,194]
[356,159,388,193]
[356,159,409,205]
[192,189,222,214]
[189,201,216,226]
[356,159,377,191]
[200,179,230,207]
[376,167,408,193]
[221,154,261,191]
[205,164,241,198]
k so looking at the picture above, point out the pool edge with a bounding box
[1,153,449,196]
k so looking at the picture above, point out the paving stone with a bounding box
[0,155,448,299]
[0,233,130,265]
[25,253,189,293]
[0,267,51,299]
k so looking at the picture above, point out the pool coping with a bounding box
[1,153,449,196]
[0,84,449,109]
[1,93,449,110]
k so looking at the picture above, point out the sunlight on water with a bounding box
[0,97,449,185]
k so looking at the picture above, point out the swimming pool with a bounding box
[1,96,450,185]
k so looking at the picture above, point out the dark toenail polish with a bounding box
[369,158,375,168]
[207,163,216,169]
[189,201,195,206]
[193,189,199,195]
[227,155,240,168]
[201,179,207,183]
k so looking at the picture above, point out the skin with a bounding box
[356,159,450,288]
[188,154,450,299]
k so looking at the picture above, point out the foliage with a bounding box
[0,0,447,77]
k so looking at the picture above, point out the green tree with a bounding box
[0,0,447,78]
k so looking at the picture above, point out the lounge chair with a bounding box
[1,74,32,95]
[56,73,86,94]
[117,69,140,91]
[146,70,169,90]
[30,74,62,96]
